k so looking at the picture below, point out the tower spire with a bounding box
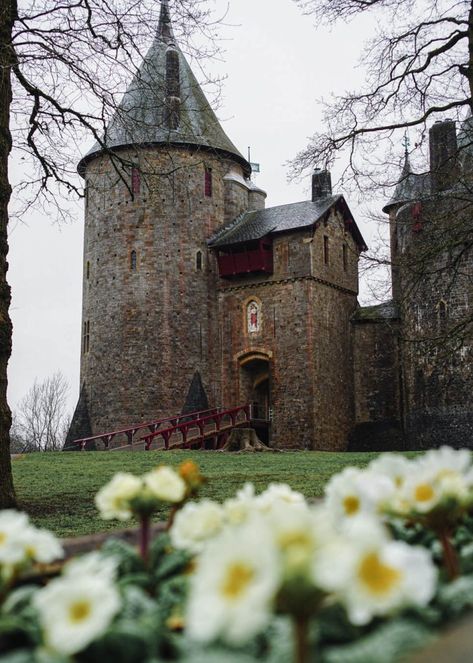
[158,0,175,43]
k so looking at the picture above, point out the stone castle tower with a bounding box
[68,2,252,437]
[67,2,472,451]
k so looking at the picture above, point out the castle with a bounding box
[67,2,473,451]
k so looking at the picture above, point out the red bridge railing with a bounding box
[71,404,251,452]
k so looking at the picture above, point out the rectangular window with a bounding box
[83,320,90,354]
[131,167,141,195]
[323,236,329,265]
[204,166,212,197]
[342,243,347,271]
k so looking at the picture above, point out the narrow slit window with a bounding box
[323,236,329,265]
[196,250,203,271]
[438,300,448,326]
[342,243,347,271]
[83,321,90,354]
[131,167,141,195]
[130,250,137,271]
[86,261,90,280]
[204,166,212,197]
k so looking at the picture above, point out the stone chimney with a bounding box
[312,169,332,200]
[429,119,458,192]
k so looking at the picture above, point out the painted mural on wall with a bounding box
[247,300,261,334]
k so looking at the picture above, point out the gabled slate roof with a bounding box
[78,1,249,175]
[208,195,367,250]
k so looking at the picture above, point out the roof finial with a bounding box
[158,0,175,43]
[402,131,410,157]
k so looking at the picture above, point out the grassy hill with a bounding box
[12,450,383,537]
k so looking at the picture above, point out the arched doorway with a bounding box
[238,352,271,443]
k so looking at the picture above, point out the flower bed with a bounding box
[1,449,473,662]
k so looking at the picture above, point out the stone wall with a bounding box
[396,195,473,448]
[216,208,360,450]
[78,145,245,434]
[350,307,403,451]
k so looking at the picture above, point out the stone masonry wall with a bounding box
[215,207,360,450]
[79,145,244,435]
[350,316,403,451]
[396,195,473,448]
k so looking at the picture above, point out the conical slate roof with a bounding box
[382,153,429,214]
[78,1,249,175]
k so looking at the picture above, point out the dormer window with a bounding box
[165,48,180,129]
[204,166,212,197]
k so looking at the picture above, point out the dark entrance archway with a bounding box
[238,352,271,443]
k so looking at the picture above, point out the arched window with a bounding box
[196,250,203,271]
[130,250,137,271]
[438,300,448,329]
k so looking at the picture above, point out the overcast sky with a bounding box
[8,0,386,417]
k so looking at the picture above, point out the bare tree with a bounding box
[0,0,223,507]
[291,0,473,341]
[291,0,473,185]
[13,372,70,452]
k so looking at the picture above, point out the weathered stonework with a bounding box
[68,6,473,452]
[81,146,242,433]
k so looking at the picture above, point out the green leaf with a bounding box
[2,586,38,616]
[153,550,191,583]
[437,575,473,617]
[101,539,145,576]
[322,619,434,663]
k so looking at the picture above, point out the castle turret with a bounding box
[68,1,251,443]
[384,121,473,449]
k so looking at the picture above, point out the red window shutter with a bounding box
[204,167,212,197]
[131,167,141,195]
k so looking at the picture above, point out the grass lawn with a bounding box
[12,450,386,538]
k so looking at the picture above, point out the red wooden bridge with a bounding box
[71,404,253,452]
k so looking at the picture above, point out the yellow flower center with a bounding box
[221,563,254,599]
[358,552,401,596]
[415,483,435,502]
[278,531,312,551]
[343,495,360,515]
[69,600,92,623]
[0,532,6,546]
[25,545,36,558]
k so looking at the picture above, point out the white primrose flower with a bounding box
[0,510,31,566]
[267,502,333,578]
[64,551,118,583]
[34,573,121,656]
[256,483,306,513]
[144,466,186,503]
[314,517,437,625]
[418,446,472,479]
[324,467,395,522]
[95,472,143,520]
[224,483,256,525]
[369,453,412,488]
[170,499,224,553]
[186,515,280,645]
[18,526,64,564]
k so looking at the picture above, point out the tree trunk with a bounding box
[0,1,17,508]
[219,427,276,452]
